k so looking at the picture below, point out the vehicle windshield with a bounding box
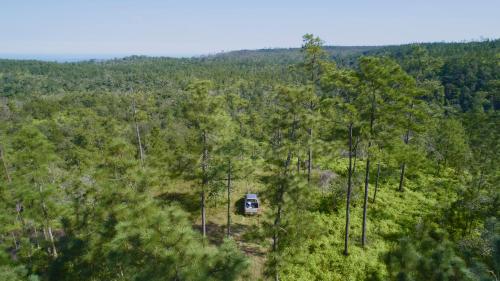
[245,199,259,208]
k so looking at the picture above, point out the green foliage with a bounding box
[386,222,489,281]
[0,251,39,281]
[429,118,470,171]
[0,36,498,281]
[47,192,248,281]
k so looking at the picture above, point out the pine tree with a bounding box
[301,34,326,183]
[182,80,233,238]
[356,57,412,247]
[395,45,443,192]
[264,85,316,280]
[320,62,360,255]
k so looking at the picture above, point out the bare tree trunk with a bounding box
[272,117,298,280]
[362,97,375,248]
[16,203,26,231]
[15,203,33,257]
[362,151,370,247]
[272,150,293,281]
[344,123,353,256]
[399,104,413,191]
[201,184,207,239]
[39,184,57,257]
[352,137,359,176]
[297,156,300,174]
[33,226,40,248]
[226,160,231,238]
[47,226,58,257]
[43,227,49,240]
[11,231,18,250]
[201,131,208,238]
[372,162,381,203]
[272,190,283,281]
[307,128,312,183]
[398,129,410,192]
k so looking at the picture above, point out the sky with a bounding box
[1,0,499,59]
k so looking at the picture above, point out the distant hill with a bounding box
[203,45,383,64]
[206,40,499,65]
[1,39,498,111]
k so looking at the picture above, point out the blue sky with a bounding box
[1,0,499,57]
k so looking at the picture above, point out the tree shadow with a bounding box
[234,197,245,215]
[156,192,199,214]
[192,222,226,246]
[193,222,267,256]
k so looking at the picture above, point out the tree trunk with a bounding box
[15,202,33,257]
[272,150,292,281]
[16,203,26,231]
[132,99,145,168]
[48,226,58,257]
[362,154,370,247]
[272,117,298,280]
[11,231,18,250]
[33,226,40,248]
[352,137,359,176]
[398,110,413,192]
[201,131,208,238]
[362,96,375,248]
[38,184,57,257]
[307,128,312,183]
[398,128,410,192]
[372,162,381,203]
[201,190,206,238]
[226,160,232,238]
[344,123,353,256]
[43,227,49,240]
[352,150,357,177]
[272,192,283,281]
[297,156,300,174]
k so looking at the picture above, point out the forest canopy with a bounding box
[0,37,498,281]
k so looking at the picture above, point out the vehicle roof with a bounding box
[245,193,258,199]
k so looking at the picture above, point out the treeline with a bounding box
[0,36,498,280]
[1,39,498,112]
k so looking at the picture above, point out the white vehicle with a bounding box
[244,194,260,215]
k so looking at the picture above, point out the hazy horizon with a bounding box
[2,0,499,60]
[1,37,497,62]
